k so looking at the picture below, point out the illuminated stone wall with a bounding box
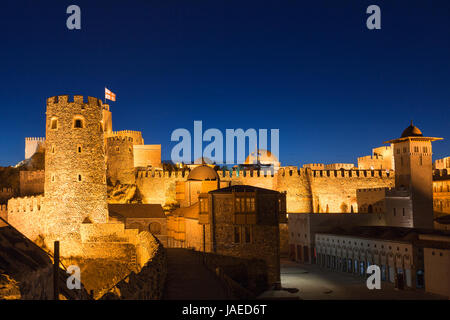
[44,95,108,241]
[7,195,45,241]
[133,144,161,168]
[134,167,394,214]
[106,136,135,185]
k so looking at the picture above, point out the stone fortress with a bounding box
[5,95,450,243]
[1,94,450,298]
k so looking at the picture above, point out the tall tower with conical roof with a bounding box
[385,121,443,228]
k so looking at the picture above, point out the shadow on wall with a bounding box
[0,221,91,300]
[100,233,167,300]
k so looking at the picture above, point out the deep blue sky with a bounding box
[0,0,449,166]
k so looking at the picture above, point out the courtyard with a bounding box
[260,259,447,300]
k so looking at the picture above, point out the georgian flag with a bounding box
[105,87,116,101]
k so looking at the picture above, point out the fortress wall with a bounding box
[275,168,314,213]
[134,167,394,214]
[7,195,45,240]
[136,170,188,206]
[20,170,44,196]
[357,187,388,213]
[109,130,144,145]
[225,170,276,190]
[310,170,394,213]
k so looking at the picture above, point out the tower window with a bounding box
[51,145,55,154]
[115,146,120,152]
[414,146,419,153]
[50,117,58,130]
[77,145,82,153]
[51,174,55,182]
[423,147,428,153]
[77,174,82,182]
[74,119,83,128]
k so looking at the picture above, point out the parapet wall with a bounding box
[109,130,144,145]
[46,95,103,106]
[101,233,167,300]
[7,195,45,241]
[134,167,394,213]
[434,169,449,181]
[0,188,14,203]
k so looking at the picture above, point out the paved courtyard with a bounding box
[261,259,446,300]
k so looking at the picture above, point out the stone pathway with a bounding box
[163,248,229,300]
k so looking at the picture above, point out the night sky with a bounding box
[0,0,449,166]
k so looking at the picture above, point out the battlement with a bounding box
[357,187,390,193]
[278,167,392,179]
[111,130,142,136]
[107,136,134,143]
[108,130,144,145]
[8,195,44,214]
[433,169,450,180]
[136,169,189,179]
[25,137,45,142]
[46,95,103,107]
[0,187,13,194]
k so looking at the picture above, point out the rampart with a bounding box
[7,195,45,241]
[108,130,144,145]
[134,167,394,214]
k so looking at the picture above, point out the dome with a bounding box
[401,121,423,138]
[245,149,279,166]
[187,165,219,181]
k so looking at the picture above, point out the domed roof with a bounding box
[187,165,219,181]
[401,121,423,138]
[245,149,279,166]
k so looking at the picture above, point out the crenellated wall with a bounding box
[0,187,14,204]
[7,195,45,240]
[134,167,394,214]
[107,130,144,145]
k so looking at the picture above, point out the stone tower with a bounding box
[44,95,108,241]
[385,121,443,228]
[106,136,136,185]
